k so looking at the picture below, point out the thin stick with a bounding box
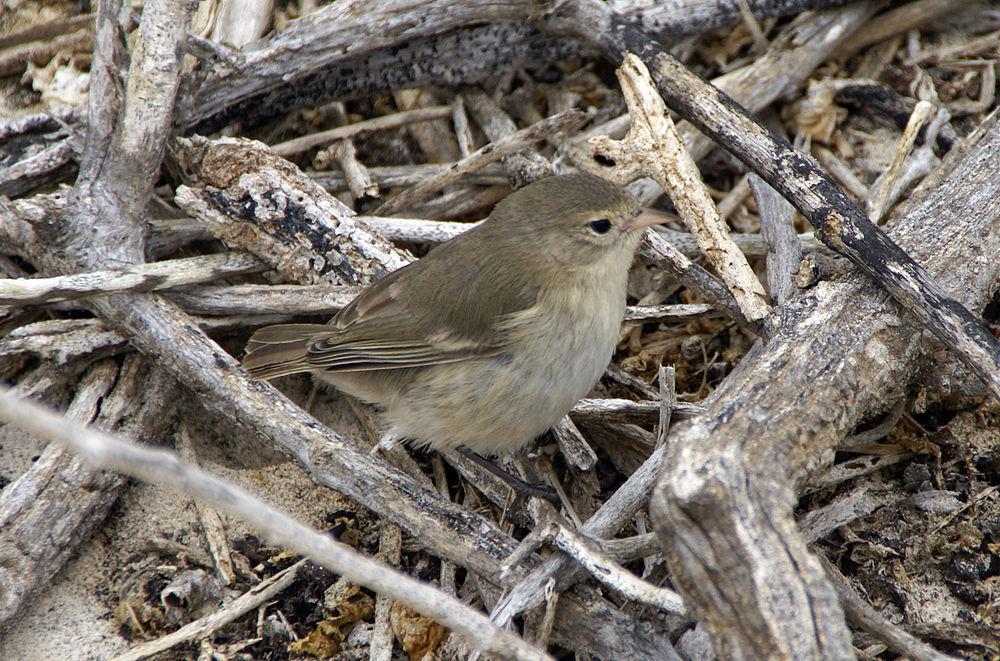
[0,389,550,661]
[271,106,452,157]
[868,101,934,223]
[374,110,587,216]
[0,252,266,307]
[551,416,598,472]
[112,560,307,661]
[554,0,1000,400]
[501,505,686,615]
[453,94,476,157]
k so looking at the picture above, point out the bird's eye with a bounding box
[588,219,612,234]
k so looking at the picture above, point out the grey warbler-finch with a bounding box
[243,173,667,460]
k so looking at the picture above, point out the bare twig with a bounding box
[464,89,552,188]
[0,356,176,632]
[656,365,676,449]
[502,505,687,615]
[551,416,598,472]
[868,101,934,223]
[175,136,412,286]
[272,106,452,157]
[0,390,551,661]
[370,524,403,661]
[112,561,307,661]
[648,113,1000,658]
[176,423,237,586]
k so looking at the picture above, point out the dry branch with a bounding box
[561,3,877,203]
[749,172,800,305]
[112,560,305,661]
[650,113,1000,657]
[0,252,265,307]
[2,25,673,653]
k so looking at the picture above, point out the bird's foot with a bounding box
[457,448,560,505]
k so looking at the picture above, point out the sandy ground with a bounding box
[0,378,364,659]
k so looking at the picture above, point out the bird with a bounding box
[243,173,666,493]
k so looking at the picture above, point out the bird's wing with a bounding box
[243,262,539,380]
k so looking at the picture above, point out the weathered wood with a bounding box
[650,112,1000,658]
[0,252,265,307]
[175,136,412,287]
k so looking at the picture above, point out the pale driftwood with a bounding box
[639,229,751,328]
[201,0,274,48]
[140,210,821,260]
[3,35,668,654]
[375,109,587,216]
[550,0,1000,401]
[0,314,290,365]
[656,365,676,448]
[112,560,306,661]
[598,532,660,564]
[452,94,476,157]
[648,113,1000,658]
[0,29,92,76]
[179,0,846,136]
[622,303,718,323]
[609,0,856,37]
[0,392,550,661]
[0,252,265,307]
[749,173,800,305]
[168,283,362,316]
[175,136,412,286]
[491,442,672,626]
[571,397,703,425]
[271,106,452,157]
[0,356,177,632]
[869,106,950,224]
[176,424,237,586]
[315,103,379,201]
[834,0,964,58]
[588,54,771,322]
[0,139,76,198]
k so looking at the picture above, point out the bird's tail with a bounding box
[243,324,332,380]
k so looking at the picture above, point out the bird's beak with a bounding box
[624,207,672,231]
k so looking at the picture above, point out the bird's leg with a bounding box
[457,448,559,504]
